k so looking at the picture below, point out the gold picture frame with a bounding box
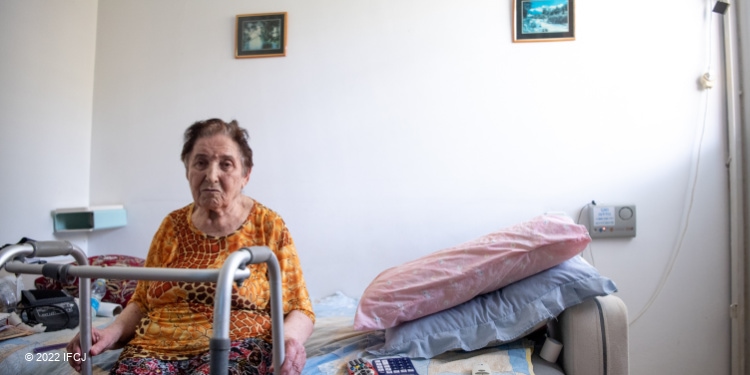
[236,12,287,58]
[513,0,575,43]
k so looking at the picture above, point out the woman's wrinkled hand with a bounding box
[66,326,120,372]
[278,336,307,375]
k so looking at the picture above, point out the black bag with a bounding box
[18,289,79,331]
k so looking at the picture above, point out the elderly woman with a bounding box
[67,119,315,375]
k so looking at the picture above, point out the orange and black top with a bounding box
[121,201,314,360]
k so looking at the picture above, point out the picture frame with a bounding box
[236,12,287,58]
[513,0,575,43]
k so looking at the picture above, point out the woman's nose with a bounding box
[205,164,219,182]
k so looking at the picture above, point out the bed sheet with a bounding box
[304,292,535,375]
[0,315,122,375]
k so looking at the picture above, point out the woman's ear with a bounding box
[243,167,252,186]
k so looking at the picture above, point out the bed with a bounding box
[0,314,123,374]
[303,263,628,375]
[303,214,629,375]
[0,289,626,375]
[1,294,537,375]
[304,292,540,375]
[0,214,629,375]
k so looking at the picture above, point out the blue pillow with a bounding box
[367,256,617,358]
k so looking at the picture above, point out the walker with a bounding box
[0,240,285,375]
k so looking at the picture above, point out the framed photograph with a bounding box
[236,12,287,58]
[513,0,575,43]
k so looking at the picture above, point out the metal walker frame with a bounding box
[0,240,285,375]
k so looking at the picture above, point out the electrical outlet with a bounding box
[588,205,636,238]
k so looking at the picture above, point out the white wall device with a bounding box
[588,204,636,238]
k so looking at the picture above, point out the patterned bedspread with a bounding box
[0,316,121,375]
[303,293,535,375]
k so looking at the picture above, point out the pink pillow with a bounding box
[353,214,591,331]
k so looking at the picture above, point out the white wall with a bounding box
[0,1,97,250]
[1,1,732,374]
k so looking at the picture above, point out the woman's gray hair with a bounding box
[181,118,254,173]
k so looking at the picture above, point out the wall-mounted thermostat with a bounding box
[588,205,636,238]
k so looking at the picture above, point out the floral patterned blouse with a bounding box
[121,201,315,360]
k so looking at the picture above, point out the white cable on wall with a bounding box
[630,98,708,326]
[630,0,716,326]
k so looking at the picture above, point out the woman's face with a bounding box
[186,134,250,212]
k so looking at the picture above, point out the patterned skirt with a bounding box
[110,338,272,375]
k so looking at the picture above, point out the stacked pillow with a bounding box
[370,256,616,358]
[354,214,617,358]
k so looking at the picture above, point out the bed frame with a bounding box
[0,240,285,375]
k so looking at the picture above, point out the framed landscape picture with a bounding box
[513,0,575,43]
[236,12,287,58]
